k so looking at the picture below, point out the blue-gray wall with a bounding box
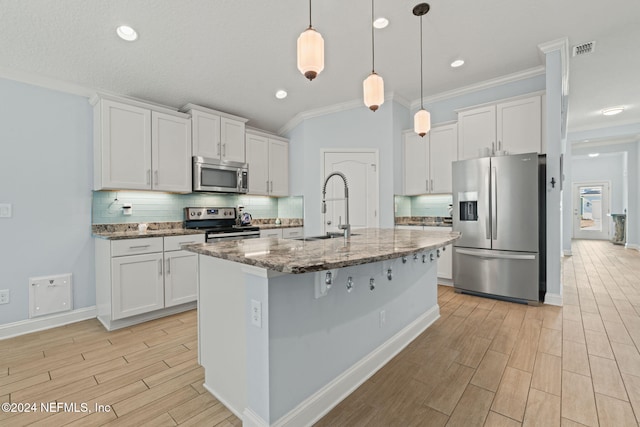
[0,78,94,324]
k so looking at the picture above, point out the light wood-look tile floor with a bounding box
[1,240,639,426]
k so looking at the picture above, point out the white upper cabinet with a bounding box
[457,94,543,160]
[152,111,192,192]
[403,123,457,195]
[245,129,289,196]
[93,95,191,193]
[182,104,248,163]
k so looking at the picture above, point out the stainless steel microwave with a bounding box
[192,156,248,193]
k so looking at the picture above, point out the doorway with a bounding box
[572,182,610,240]
[322,150,379,234]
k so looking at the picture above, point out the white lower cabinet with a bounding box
[396,225,453,280]
[260,227,304,239]
[96,234,204,329]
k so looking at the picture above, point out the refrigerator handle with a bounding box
[492,166,497,240]
[485,167,491,240]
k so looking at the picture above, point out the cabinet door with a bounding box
[260,229,283,238]
[429,124,458,194]
[458,106,496,160]
[164,250,198,307]
[268,139,289,196]
[246,133,269,195]
[497,95,541,155]
[221,118,246,163]
[424,226,453,280]
[112,253,164,320]
[152,112,192,193]
[403,132,429,195]
[99,100,152,190]
[191,109,221,159]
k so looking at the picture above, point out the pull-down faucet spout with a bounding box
[322,171,350,238]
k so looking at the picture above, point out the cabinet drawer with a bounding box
[260,229,283,238]
[282,227,303,239]
[164,234,205,251]
[111,237,163,257]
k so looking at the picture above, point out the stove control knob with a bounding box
[197,212,201,216]
[190,212,195,216]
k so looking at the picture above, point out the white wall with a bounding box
[286,101,409,237]
[0,78,94,325]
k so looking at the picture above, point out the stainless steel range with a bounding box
[184,207,260,242]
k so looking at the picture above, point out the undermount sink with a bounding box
[296,232,360,241]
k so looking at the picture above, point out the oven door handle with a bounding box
[208,231,260,239]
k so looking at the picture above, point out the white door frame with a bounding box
[572,181,611,240]
[321,149,380,234]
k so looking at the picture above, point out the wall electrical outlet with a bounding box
[251,299,262,328]
[0,204,12,218]
[379,310,386,328]
[0,289,9,304]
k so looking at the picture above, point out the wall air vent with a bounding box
[572,41,595,56]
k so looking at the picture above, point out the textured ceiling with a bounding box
[0,0,638,135]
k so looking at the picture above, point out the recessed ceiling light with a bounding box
[373,17,389,29]
[602,107,624,116]
[588,153,600,157]
[275,90,288,99]
[116,25,138,42]
[450,59,465,68]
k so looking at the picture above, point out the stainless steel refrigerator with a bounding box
[452,153,546,304]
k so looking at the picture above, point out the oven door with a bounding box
[206,232,260,243]
[193,157,248,193]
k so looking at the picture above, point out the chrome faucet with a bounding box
[322,171,351,238]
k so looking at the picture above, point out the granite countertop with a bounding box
[93,228,205,240]
[251,218,304,230]
[183,227,460,274]
[395,216,453,227]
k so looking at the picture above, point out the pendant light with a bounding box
[413,3,431,137]
[297,0,324,81]
[363,0,384,111]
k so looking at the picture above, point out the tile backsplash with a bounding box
[92,191,303,224]
[394,194,453,218]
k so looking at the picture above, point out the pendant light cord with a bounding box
[371,0,375,73]
[309,0,312,28]
[420,14,424,110]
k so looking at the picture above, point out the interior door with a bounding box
[573,182,610,240]
[323,151,378,234]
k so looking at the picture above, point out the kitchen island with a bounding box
[184,228,459,427]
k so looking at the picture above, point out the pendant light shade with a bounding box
[363,72,384,112]
[363,0,384,111]
[413,3,431,137]
[297,0,324,81]
[414,108,431,137]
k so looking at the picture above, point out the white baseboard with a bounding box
[203,383,244,420]
[544,293,563,306]
[97,302,197,331]
[437,278,453,286]
[0,306,97,340]
[626,243,640,252]
[563,250,572,257]
[262,305,440,427]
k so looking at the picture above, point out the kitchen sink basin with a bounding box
[295,233,359,241]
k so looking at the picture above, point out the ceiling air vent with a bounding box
[572,41,595,56]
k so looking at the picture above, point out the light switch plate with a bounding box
[0,204,12,218]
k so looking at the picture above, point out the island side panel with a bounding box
[265,255,439,423]
[198,255,247,418]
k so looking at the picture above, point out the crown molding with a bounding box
[538,38,570,96]
[409,66,546,111]
[0,66,94,98]
[278,91,408,137]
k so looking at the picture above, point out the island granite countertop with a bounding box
[183,227,460,274]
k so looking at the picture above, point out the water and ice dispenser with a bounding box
[458,192,478,221]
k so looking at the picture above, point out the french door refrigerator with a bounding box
[452,153,546,304]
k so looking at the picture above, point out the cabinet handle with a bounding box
[154,170,158,186]
[147,169,151,185]
[179,241,195,245]
[129,244,151,249]
[430,179,434,192]
[491,142,495,155]
[266,180,270,193]
[217,143,221,156]
[166,258,171,275]
[498,140,502,151]
[158,259,163,276]
[222,143,226,157]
